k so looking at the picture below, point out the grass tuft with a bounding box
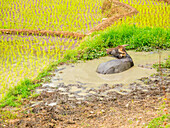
[147,114,170,128]
[153,56,170,70]
[0,78,40,107]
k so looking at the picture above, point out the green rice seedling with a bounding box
[0,33,78,96]
[119,0,169,29]
[1,0,105,33]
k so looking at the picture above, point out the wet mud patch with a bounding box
[102,0,130,18]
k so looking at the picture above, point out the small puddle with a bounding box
[55,50,169,89]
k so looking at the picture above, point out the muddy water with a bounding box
[55,50,169,89]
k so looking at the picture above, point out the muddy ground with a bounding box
[0,65,169,128]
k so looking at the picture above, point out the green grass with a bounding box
[0,110,18,120]
[147,114,170,128]
[0,78,40,107]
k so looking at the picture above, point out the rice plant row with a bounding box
[0,34,79,97]
[0,0,105,34]
[115,0,170,29]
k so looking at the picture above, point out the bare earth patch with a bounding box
[1,91,169,128]
[156,0,170,4]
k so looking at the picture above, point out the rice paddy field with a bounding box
[0,0,169,98]
[0,0,104,33]
[115,0,170,28]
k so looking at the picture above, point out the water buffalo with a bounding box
[96,45,134,74]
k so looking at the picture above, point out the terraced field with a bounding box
[0,0,106,95]
[0,0,105,33]
[0,0,169,97]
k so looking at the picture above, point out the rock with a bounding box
[48,102,57,106]
[76,101,82,104]
[70,65,75,67]
[99,97,104,101]
[100,92,108,97]
[35,89,46,94]
[66,120,75,124]
[42,84,50,88]
[68,97,76,101]
[76,96,85,101]
[101,109,105,113]
[86,88,97,93]
[55,67,66,72]
[89,91,97,95]
[87,114,97,118]
[31,101,42,107]
[102,18,108,21]
[58,87,67,92]
[99,84,110,90]
[125,103,129,108]
[42,83,57,88]
[90,111,94,114]
[75,90,82,94]
[47,89,55,93]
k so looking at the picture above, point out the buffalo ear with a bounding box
[118,48,126,54]
[121,44,129,47]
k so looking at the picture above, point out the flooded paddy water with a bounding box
[54,50,169,87]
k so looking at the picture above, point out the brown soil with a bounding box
[88,0,138,34]
[101,0,130,17]
[156,0,170,4]
[1,91,169,128]
[0,0,138,39]
[0,29,85,39]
